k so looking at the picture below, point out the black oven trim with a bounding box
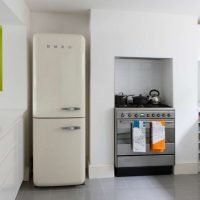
[115,166,173,177]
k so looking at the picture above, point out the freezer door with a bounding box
[33,118,85,186]
[33,34,85,118]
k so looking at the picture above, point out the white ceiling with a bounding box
[25,0,200,17]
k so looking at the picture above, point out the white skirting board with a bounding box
[174,163,198,175]
[88,163,198,179]
[88,164,114,179]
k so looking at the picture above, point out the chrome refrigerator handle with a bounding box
[61,107,80,111]
[61,126,81,131]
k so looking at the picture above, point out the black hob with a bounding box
[116,103,171,108]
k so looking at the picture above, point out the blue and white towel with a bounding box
[132,120,146,152]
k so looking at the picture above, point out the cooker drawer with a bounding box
[116,155,175,167]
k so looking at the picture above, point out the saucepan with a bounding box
[132,94,149,105]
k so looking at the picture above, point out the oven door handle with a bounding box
[146,121,174,124]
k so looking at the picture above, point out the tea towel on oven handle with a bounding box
[151,120,166,152]
[132,120,146,152]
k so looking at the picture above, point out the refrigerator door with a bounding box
[33,118,85,186]
[33,34,85,118]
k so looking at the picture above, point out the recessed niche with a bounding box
[114,57,173,107]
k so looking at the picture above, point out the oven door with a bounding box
[115,119,175,156]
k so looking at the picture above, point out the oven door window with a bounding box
[116,119,175,145]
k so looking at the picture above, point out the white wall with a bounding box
[0,25,30,181]
[1,0,30,25]
[162,59,173,107]
[31,12,90,50]
[30,11,90,168]
[115,58,163,96]
[0,25,27,110]
[0,1,21,24]
[90,10,198,178]
[0,0,30,181]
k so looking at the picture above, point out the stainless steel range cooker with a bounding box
[115,107,175,176]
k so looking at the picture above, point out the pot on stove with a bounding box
[132,94,149,105]
[115,93,127,107]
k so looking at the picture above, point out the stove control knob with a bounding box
[147,114,150,117]
[135,114,138,118]
[128,113,131,117]
[162,113,165,117]
[167,114,171,117]
[157,114,160,117]
[121,113,125,118]
[152,113,155,117]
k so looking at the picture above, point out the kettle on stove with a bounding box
[149,89,161,105]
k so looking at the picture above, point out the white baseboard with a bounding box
[174,163,198,175]
[88,163,198,178]
[88,164,114,179]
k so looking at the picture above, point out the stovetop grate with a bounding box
[116,103,171,108]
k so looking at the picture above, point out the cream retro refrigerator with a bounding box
[33,34,85,186]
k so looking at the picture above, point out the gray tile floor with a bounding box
[16,175,200,200]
